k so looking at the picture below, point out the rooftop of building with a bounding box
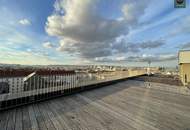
[0,80,190,130]
[179,49,190,52]
[179,50,190,64]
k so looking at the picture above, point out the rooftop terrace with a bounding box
[0,80,190,130]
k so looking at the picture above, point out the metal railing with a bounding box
[0,70,146,110]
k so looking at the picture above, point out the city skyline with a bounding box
[0,0,190,67]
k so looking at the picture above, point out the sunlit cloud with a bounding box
[43,42,55,49]
[19,19,31,26]
[46,0,150,60]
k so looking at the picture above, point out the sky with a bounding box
[0,0,190,67]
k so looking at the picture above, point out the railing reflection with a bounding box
[0,70,146,110]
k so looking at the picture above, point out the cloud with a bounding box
[56,38,166,60]
[140,40,165,49]
[168,16,190,37]
[0,22,34,45]
[43,42,55,49]
[181,42,190,49]
[126,54,177,62]
[57,38,113,58]
[46,0,150,60]
[46,8,127,43]
[19,19,31,26]
[122,0,149,25]
[0,46,60,65]
[95,53,177,63]
[112,39,165,54]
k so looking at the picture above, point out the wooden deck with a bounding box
[0,80,190,130]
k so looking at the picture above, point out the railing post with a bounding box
[66,73,68,93]
[31,74,34,102]
[56,74,58,96]
[72,73,74,91]
[69,73,71,93]
[37,74,40,101]
[53,74,55,96]
[64,74,66,92]
[60,75,62,93]
[57,74,59,95]
[71,74,73,91]
[70,73,72,92]
[62,74,64,93]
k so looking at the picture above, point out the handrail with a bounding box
[0,70,146,110]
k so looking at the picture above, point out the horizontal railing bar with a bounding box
[0,70,146,111]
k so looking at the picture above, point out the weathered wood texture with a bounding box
[0,80,190,130]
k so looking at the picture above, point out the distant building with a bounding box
[23,71,75,91]
[0,69,75,94]
[0,76,25,94]
[0,82,9,94]
[179,50,190,86]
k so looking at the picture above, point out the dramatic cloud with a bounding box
[46,0,127,43]
[19,19,31,26]
[57,38,165,59]
[46,0,150,60]
[95,54,177,63]
[43,42,55,49]
[57,39,113,58]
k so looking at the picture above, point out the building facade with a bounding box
[0,77,25,94]
[179,50,190,86]
[0,69,76,95]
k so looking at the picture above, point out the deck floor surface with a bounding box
[0,80,190,130]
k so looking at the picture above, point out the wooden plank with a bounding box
[56,97,108,130]
[0,112,6,130]
[45,100,70,130]
[6,109,16,130]
[126,81,190,106]
[15,108,23,130]
[28,105,39,130]
[48,99,81,130]
[32,104,47,130]
[80,80,190,130]
[67,96,135,130]
[81,99,136,130]
[22,106,32,130]
[122,89,190,129]
[124,87,190,118]
[38,102,56,130]
[66,94,136,130]
[4,110,12,130]
[0,110,10,130]
[84,88,180,130]
[77,94,158,130]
